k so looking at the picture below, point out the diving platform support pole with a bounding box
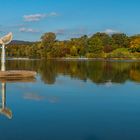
[1,44,5,71]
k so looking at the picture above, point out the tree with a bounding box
[130,36,140,52]
[112,33,130,48]
[41,32,56,48]
[70,46,78,56]
[91,32,114,53]
[78,35,88,56]
[88,36,103,54]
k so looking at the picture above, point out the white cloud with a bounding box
[103,29,120,34]
[19,27,39,33]
[24,14,46,22]
[55,27,88,37]
[23,12,58,22]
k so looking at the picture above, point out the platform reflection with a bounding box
[0,78,36,119]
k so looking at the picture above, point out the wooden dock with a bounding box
[0,70,37,80]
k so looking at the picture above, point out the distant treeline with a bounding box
[5,32,140,59]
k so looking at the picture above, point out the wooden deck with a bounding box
[0,70,37,80]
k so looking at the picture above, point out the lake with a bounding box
[0,60,140,140]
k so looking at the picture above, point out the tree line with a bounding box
[5,32,140,59]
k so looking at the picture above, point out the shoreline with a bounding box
[6,57,140,62]
[7,58,40,61]
[48,57,140,62]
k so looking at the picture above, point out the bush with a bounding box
[86,52,105,58]
[107,48,133,58]
[131,52,140,58]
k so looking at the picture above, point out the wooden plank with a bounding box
[0,70,37,78]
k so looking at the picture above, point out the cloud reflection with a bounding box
[24,93,45,101]
[24,93,59,103]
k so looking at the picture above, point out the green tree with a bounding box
[41,32,56,48]
[112,33,130,48]
[91,32,114,53]
[70,46,78,56]
[88,36,103,54]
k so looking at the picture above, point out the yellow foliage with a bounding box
[130,37,140,49]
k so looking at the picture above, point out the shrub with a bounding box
[107,48,133,58]
[86,52,105,58]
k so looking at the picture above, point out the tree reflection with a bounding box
[5,60,140,85]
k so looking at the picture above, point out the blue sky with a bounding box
[0,0,139,41]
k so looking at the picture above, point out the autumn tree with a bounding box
[130,36,140,52]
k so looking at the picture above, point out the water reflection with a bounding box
[5,60,140,85]
[0,78,36,119]
[0,82,12,119]
[0,60,140,140]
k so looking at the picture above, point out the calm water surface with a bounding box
[1,60,140,140]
